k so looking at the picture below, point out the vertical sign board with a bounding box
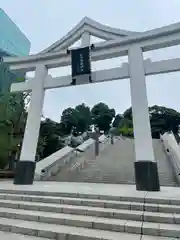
[71,46,91,85]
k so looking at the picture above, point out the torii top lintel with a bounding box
[39,16,139,54]
[3,17,180,73]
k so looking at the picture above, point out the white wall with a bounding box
[34,146,76,180]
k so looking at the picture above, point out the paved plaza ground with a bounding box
[0,181,180,201]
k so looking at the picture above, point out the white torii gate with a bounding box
[4,17,180,191]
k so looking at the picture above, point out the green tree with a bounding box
[118,117,134,137]
[60,107,77,135]
[122,106,180,139]
[74,103,92,133]
[42,134,64,159]
[0,121,12,168]
[119,126,134,137]
[0,92,28,169]
[123,107,133,120]
[91,102,115,132]
[37,118,65,159]
[60,104,92,135]
[149,105,180,138]
[112,114,123,128]
[119,117,133,129]
[0,62,27,169]
[7,93,29,168]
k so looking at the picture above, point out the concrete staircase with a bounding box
[0,188,179,239]
[49,136,114,182]
[53,138,177,186]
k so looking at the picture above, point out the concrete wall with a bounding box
[161,132,180,185]
[34,146,76,180]
[51,138,95,181]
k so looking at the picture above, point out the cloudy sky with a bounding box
[1,0,180,121]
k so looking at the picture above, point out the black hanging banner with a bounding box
[71,46,91,78]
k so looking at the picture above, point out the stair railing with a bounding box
[160,132,180,185]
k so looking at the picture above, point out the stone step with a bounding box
[0,231,47,240]
[0,207,141,232]
[0,185,179,239]
[0,191,145,202]
[0,198,137,211]
[0,198,180,215]
[0,190,180,205]
[0,204,179,225]
[0,217,144,240]
[0,189,144,202]
[0,231,173,240]
[77,178,135,185]
[142,237,177,240]
[0,213,179,238]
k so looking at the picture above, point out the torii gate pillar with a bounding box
[14,64,47,185]
[128,46,160,191]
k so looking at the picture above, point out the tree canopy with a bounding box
[60,103,92,135]
[91,102,115,133]
[120,105,180,138]
[0,92,28,168]
[38,118,65,159]
[149,105,180,138]
[112,114,123,128]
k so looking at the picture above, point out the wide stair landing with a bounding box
[0,183,179,239]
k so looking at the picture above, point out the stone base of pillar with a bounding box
[14,161,36,185]
[134,161,160,191]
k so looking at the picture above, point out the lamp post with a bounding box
[95,127,100,156]
[109,127,115,145]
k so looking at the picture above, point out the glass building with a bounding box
[0,8,31,91]
[0,8,30,56]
